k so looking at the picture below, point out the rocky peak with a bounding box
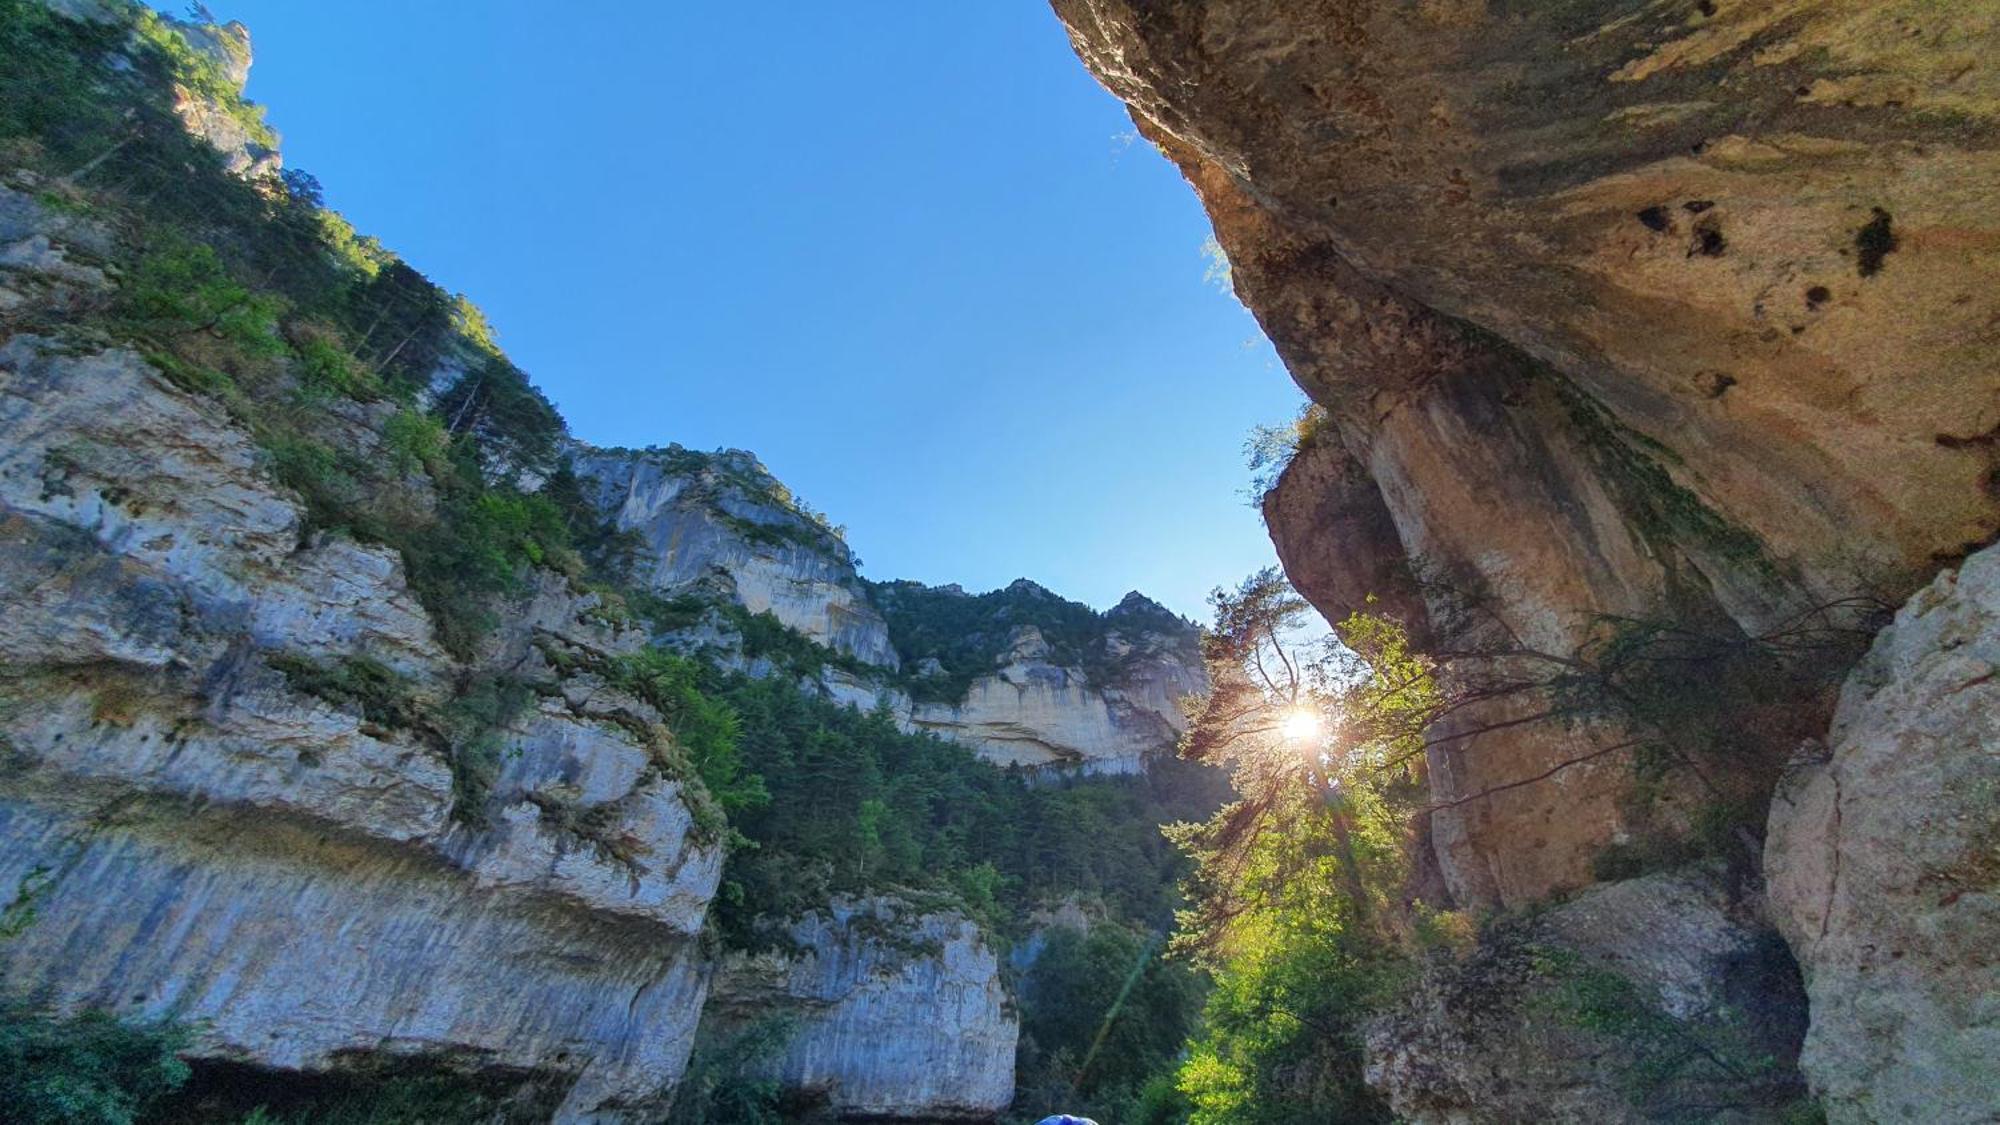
[572,444,898,669]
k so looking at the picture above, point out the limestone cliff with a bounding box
[0,326,721,1120]
[573,446,899,669]
[1054,0,2000,907]
[1052,0,2000,1116]
[564,446,1208,772]
[1766,540,2000,1121]
[886,582,1206,774]
[704,896,1018,1121]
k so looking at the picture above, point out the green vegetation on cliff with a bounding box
[702,667,1224,945]
[866,578,1193,702]
[1,0,572,660]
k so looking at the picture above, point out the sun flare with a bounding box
[1280,708,1324,744]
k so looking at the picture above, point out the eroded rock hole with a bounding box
[1856,207,1898,276]
[1806,285,1831,309]
[1636,206,1672,233]
[1689,223,1727,257]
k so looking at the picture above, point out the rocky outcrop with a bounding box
[1053,0,2000,907]
[704,896,1019,1120]
[889,584,1205,774]
[907,608,1203,774]
[1766,541,2000,1122]
[0,325,724,1120]
[574,447,899,669]
[1365,865,1809,1123]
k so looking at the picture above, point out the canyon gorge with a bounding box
[1,0,1996,1122]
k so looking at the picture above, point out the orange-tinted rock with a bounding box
[1054,0,2000,906]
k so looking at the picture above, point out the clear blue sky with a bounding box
[193,1,1304,621]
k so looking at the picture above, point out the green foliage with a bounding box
[1527,946,1801,1113]
[0,1001,191,1125]
[5,0,580,661]
[117,237,284,360]
[606,650,767,817]
[665,1018,796,1125]
[866,579,1180,703]
[433,355,566,475]
[1161,573,1448,1124]
[129,8,273,148]
[721,602,876,682]
[381,407,449,478]
[1243,403,1330,502]
[288,330,381,401]
[1,864,56,940]
[1012,925,1205,1125]
[266,654,419,730]
[437,674,534,825]
[705,668,1224,947]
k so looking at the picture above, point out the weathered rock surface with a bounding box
[1054,0,2000,908]
[574,447,900,669]
[0,328,724,1120]
[907,609,1203,774]
[1766,541,2000,1122]
[1365,865,1809,1123]
[705,896,1019,1120]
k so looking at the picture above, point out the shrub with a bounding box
[0,1001,191,1125]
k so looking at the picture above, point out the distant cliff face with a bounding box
[565,448,1208,773]
[706,896,1018,1121]
[573,446,900,669]
[876,581,1206,774]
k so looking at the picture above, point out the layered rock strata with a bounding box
[1054,0,2000,907]
[0,321,723,1121]
[703,897,1019,1120]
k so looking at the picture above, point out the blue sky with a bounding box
[192,1,1304,620]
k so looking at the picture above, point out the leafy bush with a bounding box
[118,237,285,360]
[0,1001,191,1125]
[1012,925,1204,1125]
[607,649,766,817]
[266,654,419,729]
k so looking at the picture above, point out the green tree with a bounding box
[1163,571,1443,1125]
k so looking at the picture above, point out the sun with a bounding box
[1279,707,1323,744]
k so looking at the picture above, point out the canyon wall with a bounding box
[572,448,1207,775]
[0,327,721,1121]
[1053,0,2000,1116]
[1055,0,2000,908]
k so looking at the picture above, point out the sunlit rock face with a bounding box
[1766,542,2000,1123]
[704,896,1019,1121]
[1053,0,2000,909]
[0,312,722,1120]
[893,584,1207,774]
[573,446,900,669]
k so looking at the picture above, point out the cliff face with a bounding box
[899,588,1206,774]
[1053,0,2000,905]
[1052,0,2000,1116]
[574,447,900,669]
[705,897,1018,1121]
[0,323,721,1120]
[563,445,1209,773]
[1766,540,2000,1121]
